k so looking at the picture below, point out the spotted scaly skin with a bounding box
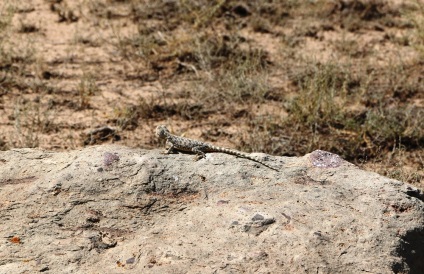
[155,125,278,171]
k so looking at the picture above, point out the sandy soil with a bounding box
[0,0,423,186]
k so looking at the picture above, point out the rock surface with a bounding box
[0,146,423,273]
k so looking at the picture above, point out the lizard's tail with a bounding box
[209,145,279,171]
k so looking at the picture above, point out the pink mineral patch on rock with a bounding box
[309,150,343,168]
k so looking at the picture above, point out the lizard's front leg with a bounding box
[192,146,207,161]
[165,146,176,154]
[164,140,176,154]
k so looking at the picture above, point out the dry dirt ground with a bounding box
[0,0,423,187]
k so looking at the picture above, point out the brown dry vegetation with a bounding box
[0,0,423,187]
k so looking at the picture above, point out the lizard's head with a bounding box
[155,125,169,139]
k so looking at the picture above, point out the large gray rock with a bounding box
[0,146,423,273]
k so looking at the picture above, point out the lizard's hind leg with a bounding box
[192,146,207,161]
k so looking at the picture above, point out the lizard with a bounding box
[155,125,279,171]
